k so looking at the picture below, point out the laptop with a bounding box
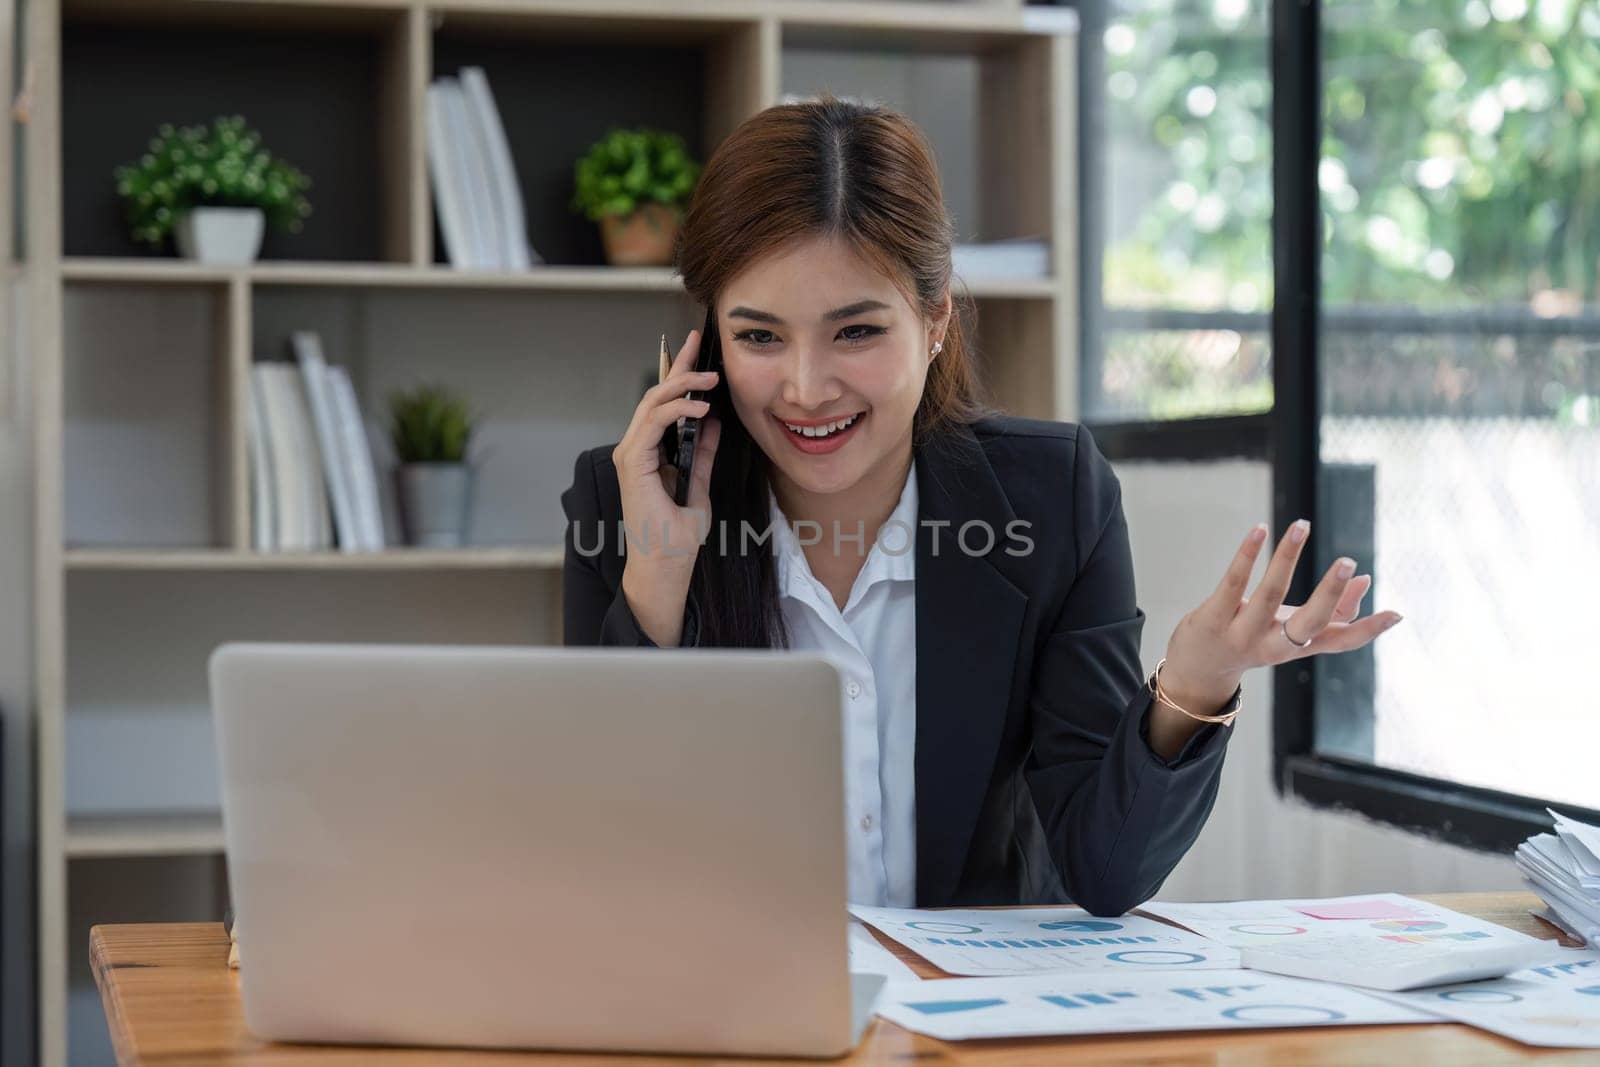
[209,642,884,1058]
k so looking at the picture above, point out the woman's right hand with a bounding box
[612,328,723,644]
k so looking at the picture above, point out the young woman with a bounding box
[561,95,1401,914]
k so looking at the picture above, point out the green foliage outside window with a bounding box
[1106,0,1600,311]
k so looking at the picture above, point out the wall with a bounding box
[1113,455,1521,901]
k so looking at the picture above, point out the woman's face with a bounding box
[717,233,949,500]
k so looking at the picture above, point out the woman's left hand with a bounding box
[1156,518,1404,718]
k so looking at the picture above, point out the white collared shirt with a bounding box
[768,461,918,907]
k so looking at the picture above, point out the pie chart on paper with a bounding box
[1038,920,1124,933]
[1229,923,1308,936]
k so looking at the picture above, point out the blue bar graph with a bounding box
[921,935,1161,949]
[1171,985,1266,1001]
[1040,991,1138,1009]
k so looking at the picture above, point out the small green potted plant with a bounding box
[570,127,700,266]
[387,383,479,548]
[114,115,312,264]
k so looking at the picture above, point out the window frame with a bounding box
[1076,0,1600,851]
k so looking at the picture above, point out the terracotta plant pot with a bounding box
[599,202,682,266]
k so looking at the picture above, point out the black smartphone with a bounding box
[670,305,722,506]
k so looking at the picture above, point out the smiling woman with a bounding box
[718,235,951,549]
[559,94,1399,912]
[572,93,991,654]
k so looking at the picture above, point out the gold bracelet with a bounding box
[1147,657,1242,726]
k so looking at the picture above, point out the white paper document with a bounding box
[1368,950,1600,1048]
[1141,892,1548,990]
[849,905,1239,976]
[849,921,923,982]
[873,968,1435,1041]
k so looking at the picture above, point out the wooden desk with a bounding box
[91,891,1596,1065]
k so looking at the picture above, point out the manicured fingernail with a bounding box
[1249,523,1267,543]
[1290,519,1309,544]
[1335,558,1354,578]
[1382,613,1403,628]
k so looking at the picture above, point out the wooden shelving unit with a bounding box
[21,0,1078,1061]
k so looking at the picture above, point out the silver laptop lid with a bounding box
[211,642,852,1057]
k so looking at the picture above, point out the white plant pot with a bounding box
[174,207,265,264]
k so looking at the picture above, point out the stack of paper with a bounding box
[1516,809,1600,945]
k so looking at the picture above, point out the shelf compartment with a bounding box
[63,283,240,549]
[427,9,767,267]
[780,26,1061,258]
[64,568,560,817]
[61,4,416,263]
[251,284,693,546]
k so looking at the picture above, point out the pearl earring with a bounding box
[931,341,943,356]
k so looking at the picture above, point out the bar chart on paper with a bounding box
[874,969,1434,1041]
[848,905,1240,976]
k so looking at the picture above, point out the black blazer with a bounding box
[559,414,1233,915]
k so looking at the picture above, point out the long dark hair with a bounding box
[675,93,994,648]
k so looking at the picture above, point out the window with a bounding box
[1081,0,1273,459]
[1079,0,1600,845]
[1276,0,1600,847]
